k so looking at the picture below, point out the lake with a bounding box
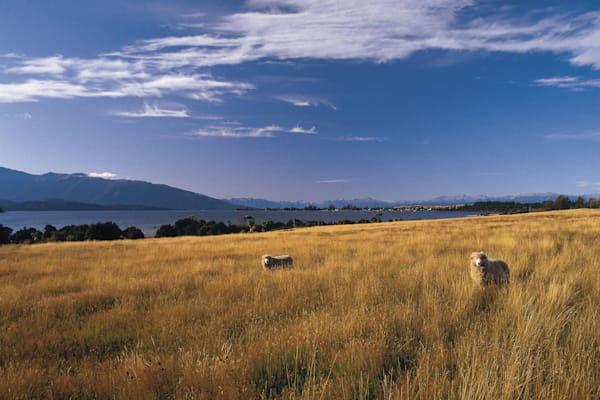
[0,209,480,236]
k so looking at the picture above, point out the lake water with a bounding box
[0,209,479,236]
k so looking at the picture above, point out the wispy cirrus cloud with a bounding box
[114,102,190,118]
[290,124,317,135]
[116,1,600,69]
[534,76,580,87]
[275,95,337,110]
[6,55,68,75]
[576,180,600,189]
[544,131,600,142]
[0,79,91,102]
[188,124,285,138]
[317,179,350,184]
[0,73,252,103]
[187,122,319,138]
[337,136,386,142]
[0,53,252,103]
[5,2,600,105]
[534,75,600,90]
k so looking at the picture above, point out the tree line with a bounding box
[0,211,386,245]
[0,222,144,245]
[155,214,382,238]
[454,195,600,214]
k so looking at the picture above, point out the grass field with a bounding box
[0,210,599,399]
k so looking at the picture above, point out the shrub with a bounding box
[122,226,144,240]
[155,224,177,238]
[0,224,12,244]
[58,225,89,241]
[11,227,43,244]
[174,217,201,236]
[43,225,57,240]
[86,222,122,241]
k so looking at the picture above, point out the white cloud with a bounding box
[534,76,579,86]
[337,136,386,142]
[0,79,89,102]
[189,124,284,138]
[290,124,317,135]
[102,73,253,102]
[88,172,118,179]
[116,1,600,69]
[534,75,600,90]
[114,102,190,118]
[6,55,68,75]
[189,122,323,138]
[5,2,600,105]
[576,180,600,189]
[276,95,336,110]
[544,131,600,142]
[0,72,252,103]
[317,179,350,184]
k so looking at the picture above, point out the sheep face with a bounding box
[470,251,488,270]
[262,255,272,267]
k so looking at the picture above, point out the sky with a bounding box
[1,0,600,202]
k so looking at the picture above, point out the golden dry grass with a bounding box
[0,210,599,399]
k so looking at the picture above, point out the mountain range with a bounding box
[0,166,594,211]
[226,194,582,209]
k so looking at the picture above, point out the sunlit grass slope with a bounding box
[1,210,599,399]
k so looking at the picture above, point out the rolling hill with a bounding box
[0,167,237,210]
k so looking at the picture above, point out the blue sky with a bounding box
[2,0,600,202]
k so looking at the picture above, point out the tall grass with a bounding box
[0,210,598,399]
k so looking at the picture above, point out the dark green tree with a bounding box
[58,225,88,241]
[553,195,571,210]
[43,225,57,240]
[0,224,12,244]
[86,222,122,241]
[155,224,177,238]
[122,226,144,240]
[11,227,43,244]
[174,217,201,236]
[588,198,600,208]
[574,196,586,208]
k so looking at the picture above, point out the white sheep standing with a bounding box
[262,254,294,270]
[469,251,510,287]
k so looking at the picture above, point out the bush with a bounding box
[156,224,177,238]
[43,225,57,240]
[58,225,89,241]
[11,227,43,244]
[0,224,12,244]
[553,195,571,210]
[174,217,202,236]
[86,222,122,241]
[122,226,144,240]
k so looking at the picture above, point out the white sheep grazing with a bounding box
[262,254,294,270]
[469,251,510,287]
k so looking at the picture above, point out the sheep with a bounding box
[469,251,510,287]
[262,254,294,270]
